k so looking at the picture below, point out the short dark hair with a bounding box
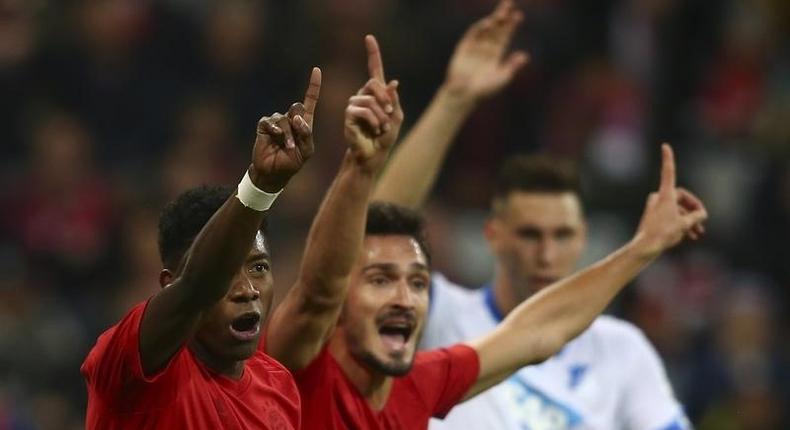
[366,202,431,265]
[492,154,581,211]
[157,185,268,269]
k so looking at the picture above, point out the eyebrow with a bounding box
[410,262,429,272]
[362,262,430,273]
[363,263,398,272]
[245,251,270,264]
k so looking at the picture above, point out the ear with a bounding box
[159,269,175,289]
[484,217,501,253]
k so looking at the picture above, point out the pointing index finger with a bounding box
[303,67,322,126]
[658,143,676,194]
[365,34,386,82]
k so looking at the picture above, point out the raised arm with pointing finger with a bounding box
[461,144,708,399]
[265,35,404,371]
[373,0,528,208]
[82,69,321,429]
[138,67,322,377]
[291,142,706,429]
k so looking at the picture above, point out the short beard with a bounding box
[355,349,413,377]
[340,312,425,377]
[345,327,420,377]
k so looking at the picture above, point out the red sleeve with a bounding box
[81,300,183,400]
[410,344,480,419]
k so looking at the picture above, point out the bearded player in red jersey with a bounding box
[269,34,708,429]
[79,69,324,428]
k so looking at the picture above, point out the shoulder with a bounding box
[405,345,481,419]
[82,301,149,375]
[589,315,651,346]
[432,273,475,296]
[423,274,490,349]
[586,316,664,368]
[82,301,189,407]
[412,344,480,372]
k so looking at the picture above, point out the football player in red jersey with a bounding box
[266,27,707,430]
[81,69,324,429]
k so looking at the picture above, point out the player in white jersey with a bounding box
[424,274,689,430]
[373,1,693,429]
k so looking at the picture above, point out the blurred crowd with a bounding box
[0,0,788,429]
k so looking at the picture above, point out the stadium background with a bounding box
[0,0,788,428]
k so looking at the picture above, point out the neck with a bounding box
[189,339,245,379]
[492,264,533,317]
[329,331,393,411]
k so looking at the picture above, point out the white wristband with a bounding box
[236,170,281,211]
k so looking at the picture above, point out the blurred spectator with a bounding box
[694,282,788,429]
[0,0,43,164]
[160,96,240,200]
[2,111,118,294]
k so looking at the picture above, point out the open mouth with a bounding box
[229,311,261,341]
[378,321,414,353]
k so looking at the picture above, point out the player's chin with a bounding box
[226,336,260,360]
[379,357,414,377]
[378,349,417,376]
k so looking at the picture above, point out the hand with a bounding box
[346,35,403,172]
[443,0,529,102]
[251,67,321,192]
[633,144,708,258]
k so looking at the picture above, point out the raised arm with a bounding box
[463,144,708,399]
[266,36,404,371]
[137,68,321,376]
[373,0,528,208]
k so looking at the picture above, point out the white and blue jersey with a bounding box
[423,273,691,430]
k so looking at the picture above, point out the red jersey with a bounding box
[81,301,301,429]
[295,344,479,429]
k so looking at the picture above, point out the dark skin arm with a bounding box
[266,36,403,371]
[138,68,321,376]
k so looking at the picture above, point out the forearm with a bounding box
[265,152,377,368]
[466,237,659,396]
[296,151,376,305]
[504,236,659,363]
[373,87,476,208]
